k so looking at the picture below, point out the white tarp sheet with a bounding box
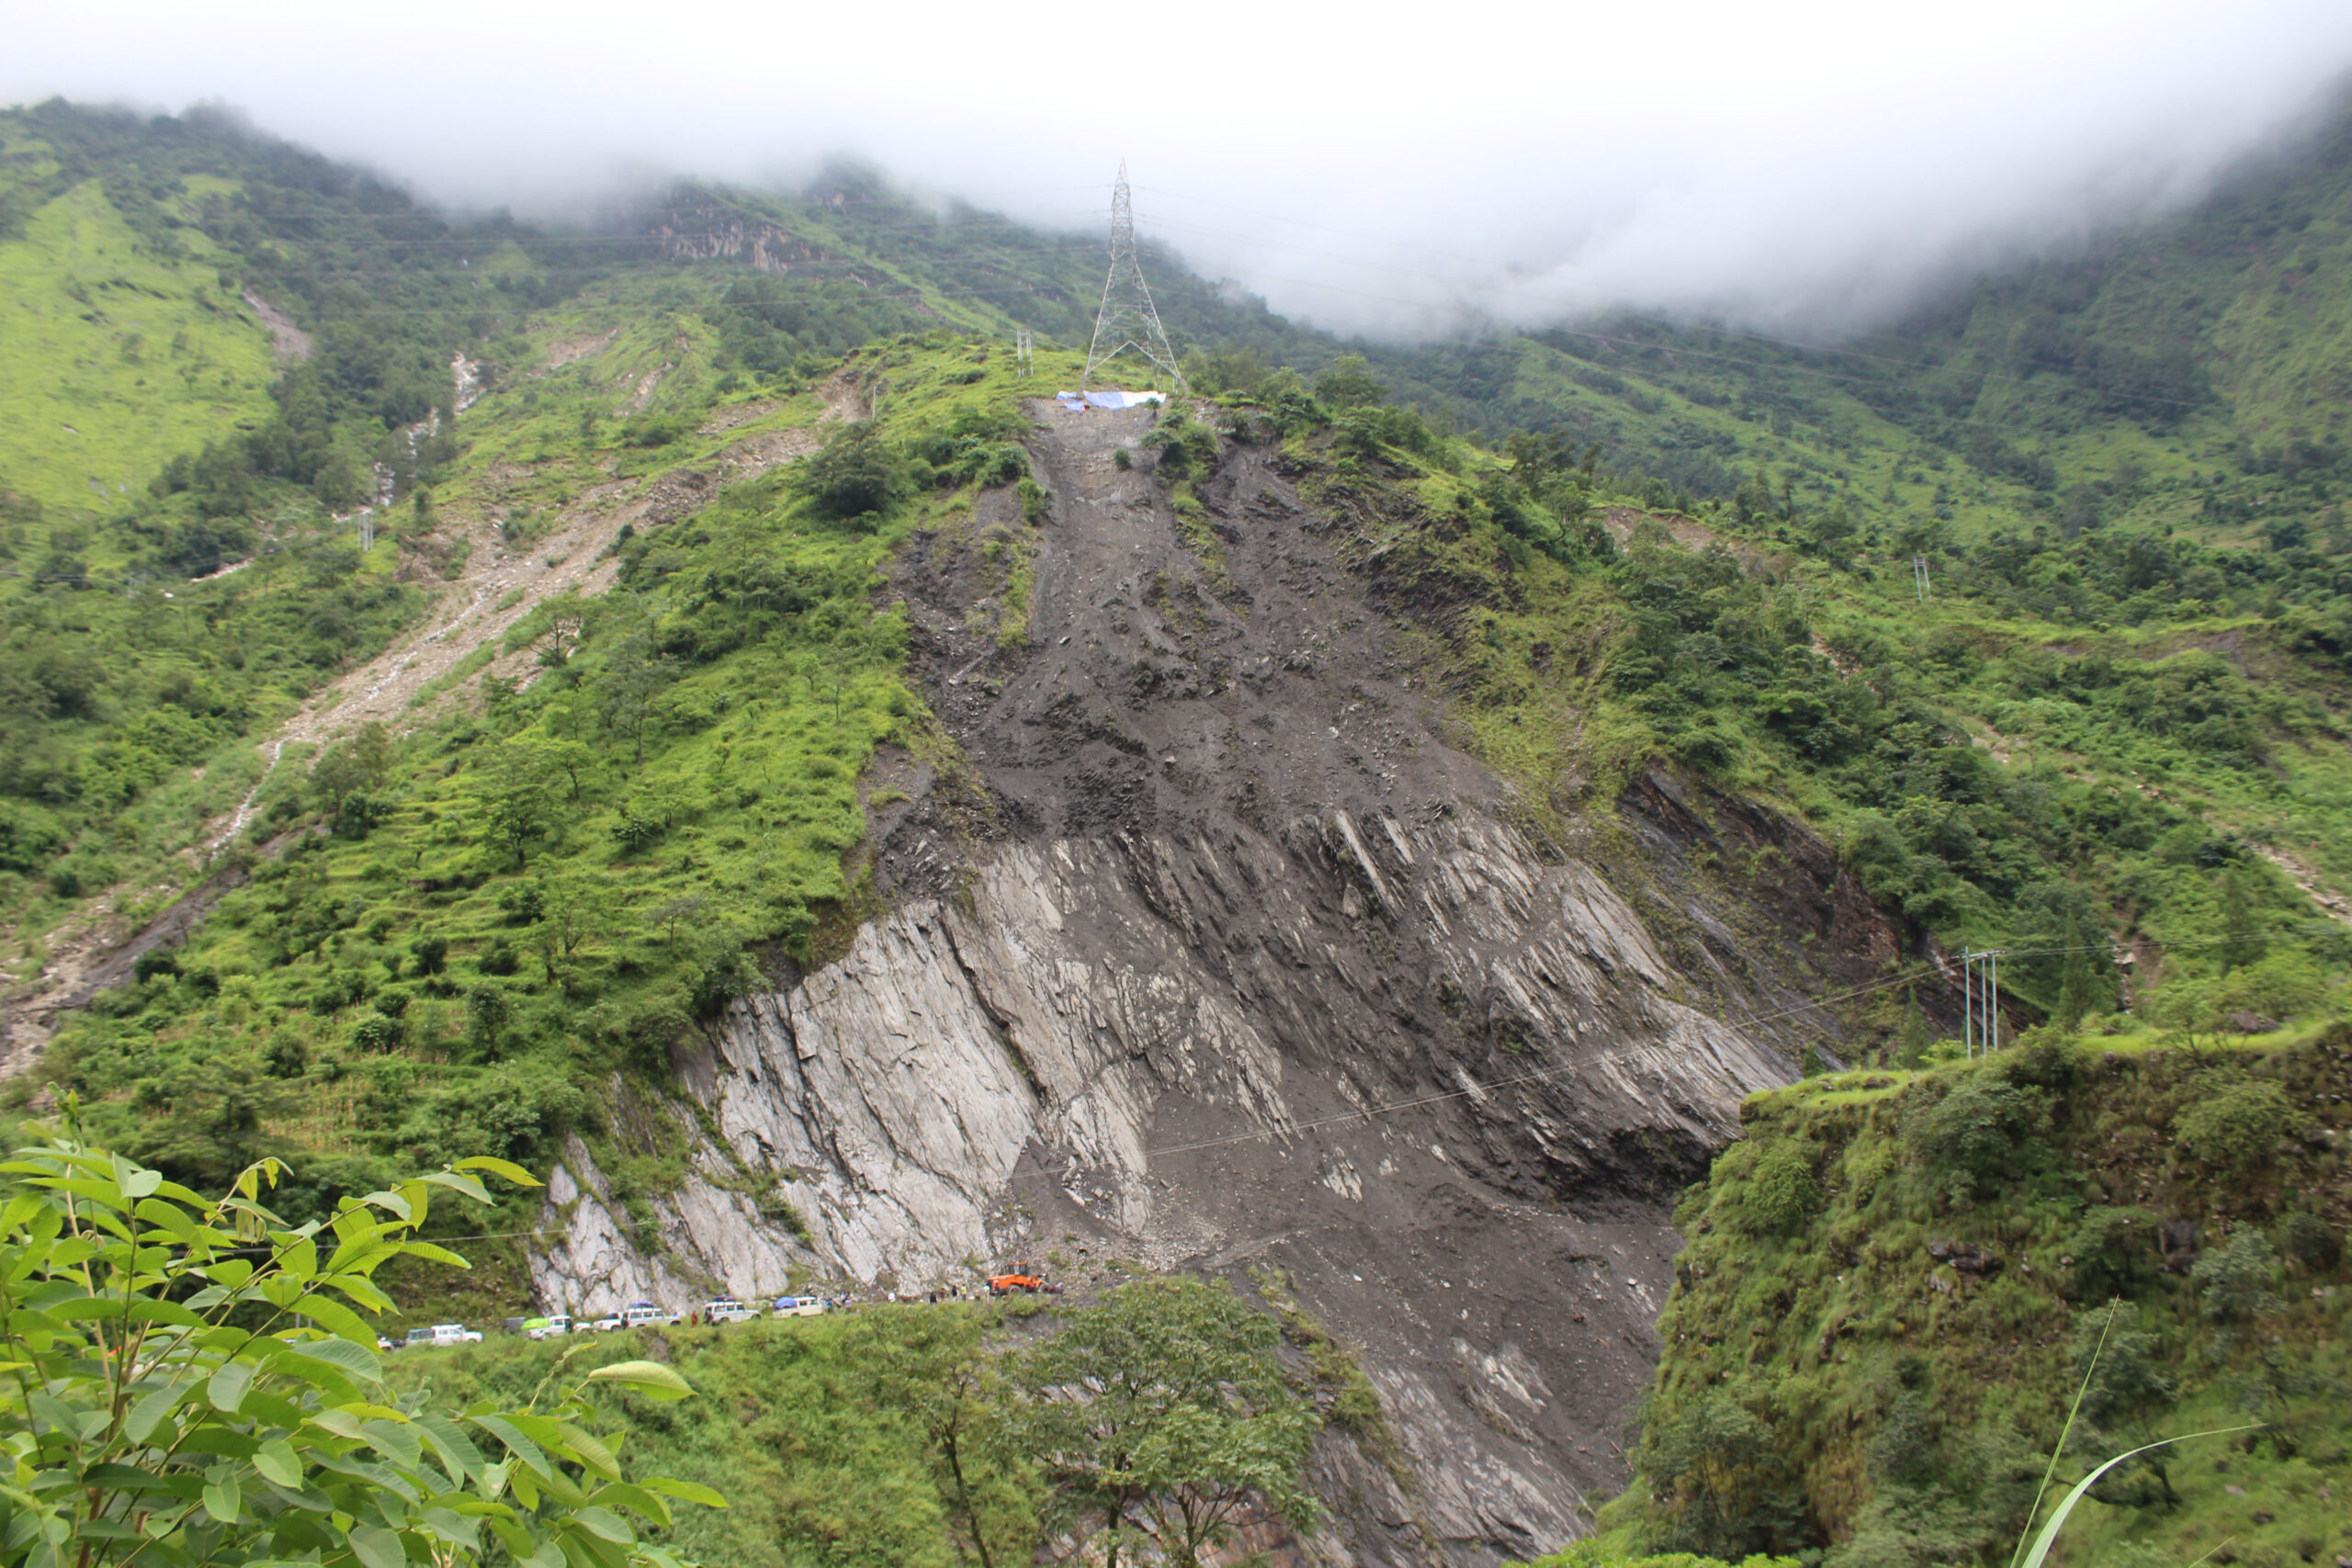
[1056,389,1165,411]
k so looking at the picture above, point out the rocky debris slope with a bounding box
[532,403,1908,1565]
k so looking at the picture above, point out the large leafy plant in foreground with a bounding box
[0,1121,721,1568]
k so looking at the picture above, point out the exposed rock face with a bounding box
[533,403,1904,1565]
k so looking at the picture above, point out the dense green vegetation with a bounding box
[0,1126,720,1568]
[1582,1032,2350,1566]
[392,1275,1327,1568]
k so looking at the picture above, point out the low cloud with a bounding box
[8,0,2351,340]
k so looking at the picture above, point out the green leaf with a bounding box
[452,1156,543,1189]
[122,1378,195,1444]
[415,1415,487,1482]
[422,1171,495,1204]
[347,1522,408,1568]
[570,1505,635,1545]
[277,1334,384,1384]
[254,1438,302,1488]
[113,1156,163,1201]
[641,1477,728,1509]
[422,1506,481,1551]
[470,1416,552,1477]
[397,1241,471,1269]
[557,1525,630,1568]
[291,1292,379,1347]
[2017,1426,2260,1568]
[585,1482,672,1528]
[558,1422,620,1481]
[488,1517,539,1559]
[585,1360,695,1402]
[208,1360,254,1415]
[361,1417,424,1472]
[202,1474,241,1523]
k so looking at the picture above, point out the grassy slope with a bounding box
[1590,1034,2351,1567]
[0,164,277,517]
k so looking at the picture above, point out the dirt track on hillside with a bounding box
[0,374,865,1076]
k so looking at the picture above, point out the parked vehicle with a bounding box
[403,1324,483,1348]
[702,1299,758,1324]
[595,1302,673,1332]
[524,1314,575,1339]
[987,1262,1057,1296]
[771,1295,828,1317]
[588,1311,625,1333]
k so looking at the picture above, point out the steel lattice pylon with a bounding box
[1082,164,1185,393]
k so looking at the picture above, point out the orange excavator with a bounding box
[987,1261,1059,1296]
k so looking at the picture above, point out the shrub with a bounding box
[2192,1224,2283,1340]
[800,422,914,525]
[2278,1210,2342,1269]
[349,1010,405,1053]
[2064,1206,2159,1300]
[1019,474,1051,525]
[1139,408,1220,478]
[1742,1143,1822,1235]
[1905,1075,2048,1200]
[2173,1077,2308,1175]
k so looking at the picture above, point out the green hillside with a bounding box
[1578,1032,2352,1567]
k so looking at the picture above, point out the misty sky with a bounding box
[10,0,2352,338]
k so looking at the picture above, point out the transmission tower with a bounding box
[1082,164,1185,393]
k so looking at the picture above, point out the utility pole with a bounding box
[356,509,375,555]
[1014,328,1033,379]
[1961,948,2004,1056]
[1082,163,1185,394]
[1962,949,1974,1057]
[1913,555,1931,603]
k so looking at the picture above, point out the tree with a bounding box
[597,630,671,767]
[1313,355,1385,411]
[311,722,393,815]
[2067,1301,2181,1507]
[842,1310,1031,1568]
[0,1116,723,1568]
[2055,908,2103,1029]
[1894,987,1931,1069]
[541,737,598,803]
[1636,1391,1804,1557]
[800,423,911,525]
[2193,1224,2283,1351]
[1017,1278,1319,1568]
[481,742,554,867]
[532,870,615,978]
[2217,870,2267,971]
